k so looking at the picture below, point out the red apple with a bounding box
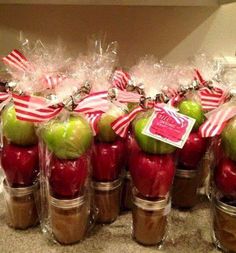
[1,143,39,187]
[49,155,88,199]
[215,157,236,197]
[129,150,175,198]
[91,139,126,181]
[127,131,140,154]
[178,131,207,169]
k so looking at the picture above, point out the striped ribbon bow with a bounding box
[114,89,142,104]
[1,50,112,127]
[0,88,110,126]
[194,69,226,111]
[111,106,145,138]
[3,49,65,91]
[2,49,34,73]
[74,89,142,136]
[112,69,131,91]
[0,91,63,122]
[111,102,181,138]
[43,74,66,90]
[199,101,236,137]
[74,91,109,135]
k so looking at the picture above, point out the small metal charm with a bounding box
[140,96,153,109]
[191,80,200,90]
[107,87,118,101]
[205,80,214,89]
[80,81,91,95]
[6,81,17,92]
[63,96,76,111]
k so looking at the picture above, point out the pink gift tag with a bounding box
[142,105,195,148]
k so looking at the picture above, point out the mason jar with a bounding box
[132,193,170,246]
[49,195,89,245]
[3,179,39,229]
[172,169,199,209]
[92,178,122,224]
[212,194,236,253]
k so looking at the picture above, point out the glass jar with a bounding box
[92,178,122,224]
[3,179,39,229]
[132,193,170,246]
[212,194,236,253]
[49,195,89,245]
[121,171,133,211]
[172,169,199,209]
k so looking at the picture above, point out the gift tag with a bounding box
[142,105,195,148]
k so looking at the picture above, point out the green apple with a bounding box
[127,102,138,112]
[178,100,205,130]
[2,105,37,146]
[42,116,93,159]
[97,105,125,143]
[134,117,176,155]
[221,116,236,162]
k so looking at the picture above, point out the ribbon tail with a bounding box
[84,113,102,136]
[111,107,144,138]
[199,105,236,137]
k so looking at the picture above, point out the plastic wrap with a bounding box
[91,121,126,225]
[72,37,126,225]
[169,62,216,209]
[194,62,236,251]
[0,38,77,231]
[1,103,40,229]
[117,57,177,246]
[38,111,94,244]
[210,101,236,252]
[0,70,11,193]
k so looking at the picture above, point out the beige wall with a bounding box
[0,3,235,68]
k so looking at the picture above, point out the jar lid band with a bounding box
[3,179,39,197]
[214,193,236,216]
[133,194,170,212]
[175,169,198,178]
[49,195,85,209]
[91,178,122,191]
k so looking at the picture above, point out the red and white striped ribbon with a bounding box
[116,90,142,103]
[2,49,33,73]
[194,69,206,86]
[162,86,182,107]
[112,70,131,91]
[43,74,65,89]
[111,106,144,138]
[199,102,236,137]
[194,69,226,111]
[0,90,109,123]
[12,93,63,123]
[74,91,109,114]
[84,112,102,136]
[0,92,10,102]
[198,87,225,111]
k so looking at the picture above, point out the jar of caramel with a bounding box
[212,194,236,253]
[92,178,122,224]
[3,179,39,229]
[132,193,170,246]
[172,169,199,209]
[121,171,133,211]
[49,195,89,245]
